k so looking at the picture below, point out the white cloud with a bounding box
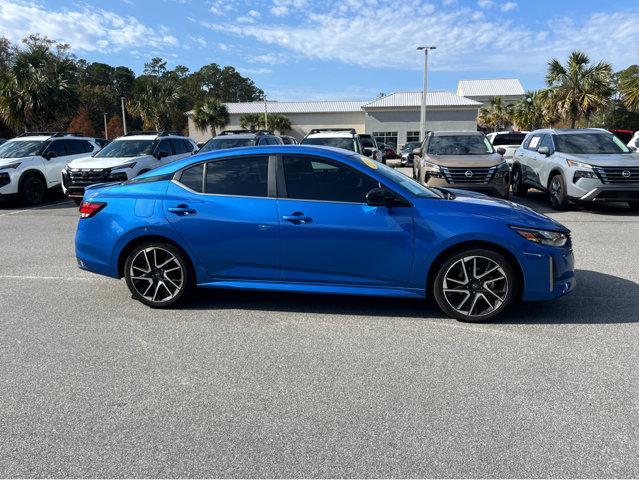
[248,9,261,17]
[248,53,288,64]
[501,1,517,11]
[206,1,639,74]
[237,10,261,23]
[217,42,229,51]
[0,1,179,53]
[477,0,494,8]
[270,0,308,16]
[271,6,289,16]
[238,67,273,75]
[209,0,234,15]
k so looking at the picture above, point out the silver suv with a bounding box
[511,128,639,210]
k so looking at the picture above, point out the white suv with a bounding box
[485,131,528,166]
[62,131,198,202]
[0,132,101,205]
[301,129,384,162]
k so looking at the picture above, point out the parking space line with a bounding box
[0,274,107,282]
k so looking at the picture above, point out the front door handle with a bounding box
[282,212,313,224]
[168,204,197,215]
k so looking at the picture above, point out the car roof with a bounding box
[209,133,259,140]
[528,128,611,136]
[431,131,484,137]
[9,135,96,141]
[305,132,355,138]
[115,134,190,141]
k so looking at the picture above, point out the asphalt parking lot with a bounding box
[1,182,638,478]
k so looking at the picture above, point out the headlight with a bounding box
[112,162,137,170]
[494,161,510,178]
[573,170,598,181]
[0,162,21,170]
[566,159,592,169]
[511,226,569,247]
[422,161,441,172]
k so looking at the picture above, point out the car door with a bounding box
[41,140,69,186]
[169,139,191,161]
[277,153,414,287]
[520,133,543,187]
[153,139,176,167]
[164,154,280,280]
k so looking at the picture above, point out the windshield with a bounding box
[95,139,155,158]
[427,135,494,155]
[355,155,441,198]
[402,142,420,151]
[0,140,46,158]
[302,137,359,152]
[199,137,257,152]
[492,133,526,146]
[554,133,631,154]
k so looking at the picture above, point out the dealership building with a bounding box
[187,79,525,148]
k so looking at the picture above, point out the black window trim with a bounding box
[173,154,277,199]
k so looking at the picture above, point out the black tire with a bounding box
[124,242,192,308]
[511,166,528,197]
[548,173,569,210]
[432,248,517,322]
[628,201,639,211]
[18,173,47,205]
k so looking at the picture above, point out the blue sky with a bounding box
[1,0,638,100]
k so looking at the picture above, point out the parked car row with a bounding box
[410,128,639,211]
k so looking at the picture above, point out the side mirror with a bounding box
[537,146,551,156]
[363,147,374,158]
[44,151,58,160]
[366,187,396,207]
[496,147,506,156]
[156,151,169,160]
[412,147,422,157]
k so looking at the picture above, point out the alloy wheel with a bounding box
[129,247,184,303]
[442,255,508,318]
[550,177,562,207]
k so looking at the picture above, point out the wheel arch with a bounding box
[425,240,525,301]
[18,168,48,189]
[547,168,565,188]
[117,234,196,280]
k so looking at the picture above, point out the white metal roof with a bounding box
[363,91,482,109]
[456,79,525,98]
[220,101,368,115]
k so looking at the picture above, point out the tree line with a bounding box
[478,51,639,132]
[0,35,265,138]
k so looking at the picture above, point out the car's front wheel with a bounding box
[433,249,517,322]
[124,242,191,308]
[548,173,569,210]
[19,173,46,205]
[511,166,527,197]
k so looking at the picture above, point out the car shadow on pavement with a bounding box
[184,269,638,325]
[515,190,638,216]
[0,191,73,210]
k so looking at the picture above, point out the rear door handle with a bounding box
[168,204,197,215]
[282,212,313,224]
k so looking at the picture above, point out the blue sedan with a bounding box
[75,145,575,322]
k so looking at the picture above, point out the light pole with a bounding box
[103,113,108,139]
[264,97,268,131]
[120,97,127,135]
[417,46,436,142]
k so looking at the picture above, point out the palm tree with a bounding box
[619,72,639,112]
[192,97,229,137]
[0,35,78,131]
[239,113,291,133]
[128,76,183,131]
[512,91,552,130]
[477,97,512,132]
[544,50,613,128]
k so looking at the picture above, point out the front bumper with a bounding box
[578,185,639,203]
[62,168,129,198]
[426,175,510,197]
[0,171,18,196]
[520,246,576,302]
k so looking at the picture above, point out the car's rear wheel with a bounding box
[124,242,191,308]
[511,166,527,197]
[433,249,517,322]
[548,173,569,210]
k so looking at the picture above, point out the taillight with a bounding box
[79,201,107,219]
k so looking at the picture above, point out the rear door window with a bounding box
[179,163,204,192]
[45,140,67,157]
[155,139,173,157]
[206,155,269,197]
